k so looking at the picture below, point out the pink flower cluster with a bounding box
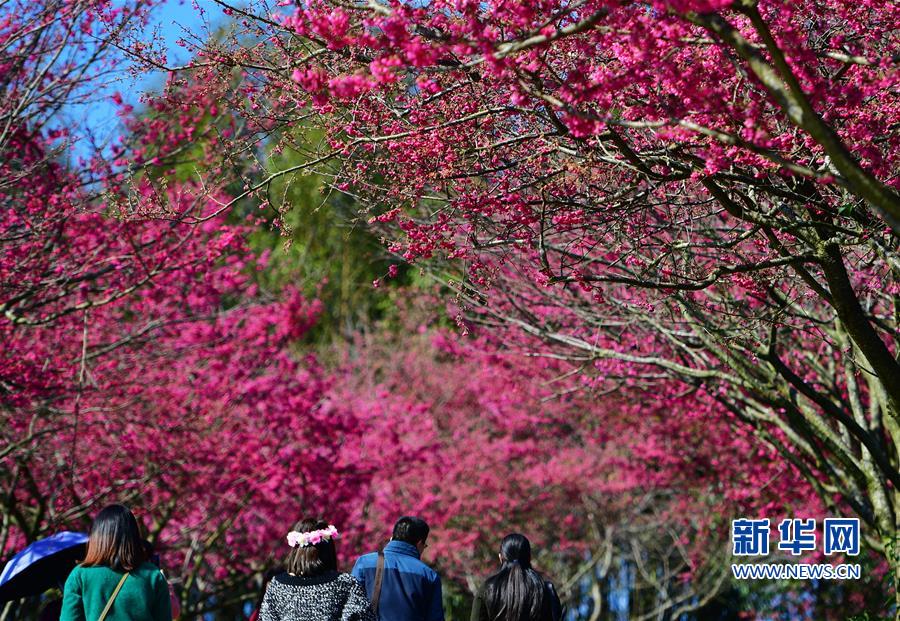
[286,525,341,548]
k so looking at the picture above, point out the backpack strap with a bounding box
[97,572,129,621]
[371,550,386,614]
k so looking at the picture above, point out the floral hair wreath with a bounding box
[287,525,341,548]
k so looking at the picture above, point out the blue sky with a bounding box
[151,0,218,67]
[70,0,223,159]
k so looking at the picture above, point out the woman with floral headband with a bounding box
[259,519,375,621]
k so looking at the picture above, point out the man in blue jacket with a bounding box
[351,516,444,621]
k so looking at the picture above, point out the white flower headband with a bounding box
[286,525,340,548]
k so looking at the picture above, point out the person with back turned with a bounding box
[258,518,374,621]
[351,517,443,621]
[60,504,172,621]
[470,534,563,621]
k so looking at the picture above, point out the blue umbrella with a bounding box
[0,531,88,603]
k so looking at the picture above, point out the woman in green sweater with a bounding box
[60,504,172,621]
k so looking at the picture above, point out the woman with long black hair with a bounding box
[470,534,563,621]
[60,504,172,621]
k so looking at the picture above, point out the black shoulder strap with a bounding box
[371,550,386,614]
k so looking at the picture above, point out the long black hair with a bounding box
[482,534,547,621]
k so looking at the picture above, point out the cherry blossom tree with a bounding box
[5,0,899,615]
[330,293,830,618]
[165,0,900,607]
[0,2,377,614]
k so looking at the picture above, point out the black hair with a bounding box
[392,516,430,545]
[482,534,547,621]
[81,504,147,571]
[284,518,338,576]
